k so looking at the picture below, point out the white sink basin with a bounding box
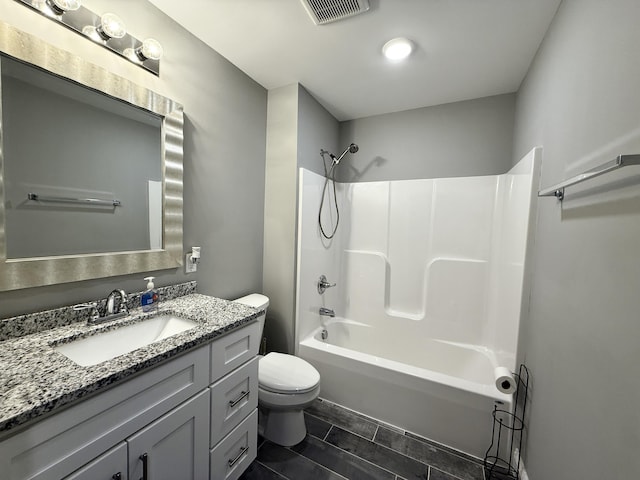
[54,314,198,366]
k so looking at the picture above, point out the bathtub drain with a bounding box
[321,329,328,340]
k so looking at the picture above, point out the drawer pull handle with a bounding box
[112,474,122,480]
[228,390,250,407]
[228,445,249,468]
[139,453,148,480]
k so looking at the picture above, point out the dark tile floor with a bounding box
[240,398,485,480]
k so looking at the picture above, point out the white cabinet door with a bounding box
[127,390,210,480]
[64,443,128,480]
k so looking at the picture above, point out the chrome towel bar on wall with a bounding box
[27,193,121,207]
[538,154,640,201]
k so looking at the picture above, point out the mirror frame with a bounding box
[0,22,184,291]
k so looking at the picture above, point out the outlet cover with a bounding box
[185,254,197,273]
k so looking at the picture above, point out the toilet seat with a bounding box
[259,352,320,394]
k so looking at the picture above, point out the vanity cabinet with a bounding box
[0,320,261,480]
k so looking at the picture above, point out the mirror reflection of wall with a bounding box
[1,55,163,259]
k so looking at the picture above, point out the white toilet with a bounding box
[234,293,320,447]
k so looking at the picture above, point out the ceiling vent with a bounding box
[300,0,370,25]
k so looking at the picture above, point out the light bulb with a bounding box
[382,37,413,61]
[81,25,101,42]
[45,0,81,15]
[136,38,163,61]
[96,12,126,40]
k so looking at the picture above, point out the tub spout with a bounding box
[319,307,335,317]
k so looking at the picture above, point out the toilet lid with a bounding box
[259,352,320,394]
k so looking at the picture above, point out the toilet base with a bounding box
[259,407,307,447]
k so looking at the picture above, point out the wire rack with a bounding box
[483,364,530,480]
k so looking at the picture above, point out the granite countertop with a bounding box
[0,293,261,434]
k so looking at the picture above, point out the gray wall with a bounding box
[297,86,340,177]
[513,1,640,478]
[338,93,516,182]
[263,84,299,354]
[263,84,339,354]
[0,0,266,317]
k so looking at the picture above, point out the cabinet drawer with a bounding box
[209,409,257,480]
[210,357,258,447]
[210,321,260,382]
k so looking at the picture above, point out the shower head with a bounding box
[333,143,359,165]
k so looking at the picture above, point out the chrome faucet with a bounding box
[74,289,129,325]
[319,307,335,317]
[106,289,128,316]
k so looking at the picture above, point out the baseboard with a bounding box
[513,448,529,480]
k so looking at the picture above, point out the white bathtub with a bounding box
[298,318,512,458]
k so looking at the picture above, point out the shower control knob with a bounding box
[317,275,336,294]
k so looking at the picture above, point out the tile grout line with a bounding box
[284,440,350,480]
[375,427,485,477]
[313,399,381,429]
[430,465,481,480]
[305,409,378,440]
[323,424,432,479]
[255,459,289,480]
[310,425,399,479]
[323,423,333,442]
[403,430,484,466]
[305,411,378,443]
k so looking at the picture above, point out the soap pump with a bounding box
[141,276,158,312]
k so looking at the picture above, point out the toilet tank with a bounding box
[233,293,269,336]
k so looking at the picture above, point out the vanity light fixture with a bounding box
[14,0,163,76]
[382,37,414,61]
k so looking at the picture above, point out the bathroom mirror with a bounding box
[0,22,184,291]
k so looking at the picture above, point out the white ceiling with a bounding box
[149,0,561,121]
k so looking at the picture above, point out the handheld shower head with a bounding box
[319,142,359,239]
[333,143,359,165]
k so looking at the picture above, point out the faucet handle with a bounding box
[73,302,99,323]
[317,275,336,294]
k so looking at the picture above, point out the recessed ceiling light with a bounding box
[382,37,413,61]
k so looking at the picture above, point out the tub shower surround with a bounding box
[296,148,541,457]
[0,282,261,433]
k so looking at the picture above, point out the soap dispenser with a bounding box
[141,276,158,312]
